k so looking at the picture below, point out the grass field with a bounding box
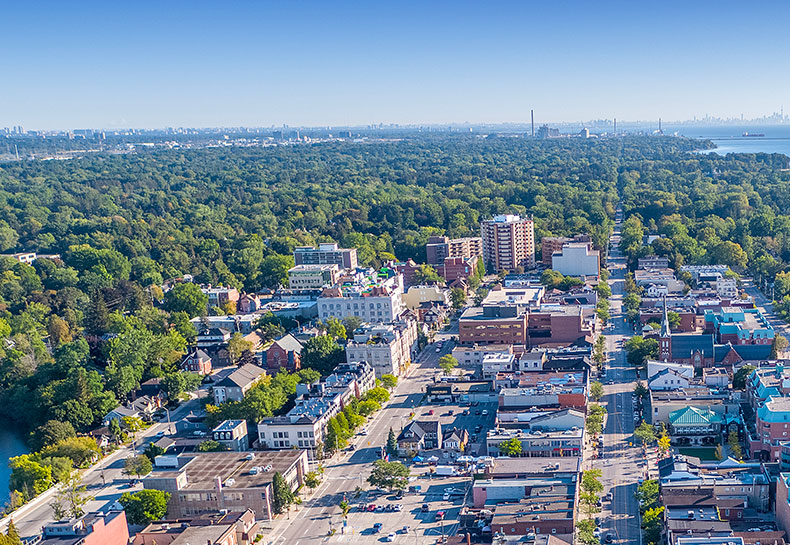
[678,447,720,461]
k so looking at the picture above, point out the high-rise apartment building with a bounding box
[425,236,483,266]
[480,215,535,272]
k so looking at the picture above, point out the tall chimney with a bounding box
[531,110,535,137]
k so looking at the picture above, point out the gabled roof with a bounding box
[649,368,690,384]
[671,334,715,359]
[186,349,211,361]
[272,334,303,354]
[669,406,722,426]
[214,364,266,389]
[400,420,441,440]
[713,343,771,363]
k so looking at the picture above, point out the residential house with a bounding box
[212,420,249,452]
[182,349,213,375]
[397,420,443,454]
[212,364,266,403]
[442,427,469,454]
[237,293,263,313]
[648,368,691,391]
[201,286,240,310]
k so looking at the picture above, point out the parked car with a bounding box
[400,526,410,534]
[605,533,614,543]
[421,503,430,512]
[367,504,377,512]
[386,533,396,542]
[443,493,450,500]
[393,504,402,512]
[436,511,446,520]
[373,523,383,533]
[481,410,489,416]
[428,409,435,415]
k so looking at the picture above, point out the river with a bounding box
[0,429,29,504]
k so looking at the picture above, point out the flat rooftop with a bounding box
[487,457,580,475]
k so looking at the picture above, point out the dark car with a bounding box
[605,533,614,543]
[421,503,430,512]
[373,523,383,533]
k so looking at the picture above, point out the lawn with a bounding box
[678,447,720,461]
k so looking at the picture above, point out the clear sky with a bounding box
[2,0,790,130]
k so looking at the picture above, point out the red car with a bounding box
[367,504,377,512]
[436,510,446,520]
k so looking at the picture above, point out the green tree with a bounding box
[367,460,410,491]
[143,442,166,462]
[304,471,321,491]
[380,374,398,390]
[633,381,648,399]
[636,479,659,513]
[339,499,351,519]
[161,371,203,399]
[164,283,209,318]
[363,387,390,405]
[771,335,789,359]
[272,471,295,514]
[357,399,381,416]
[589,381,604,402]
[439,354,458,375]
[624,336,658,366]
[596,282,612,299]
[642,506,665,544]
[450,287,466,309]
[324,317,347,341]
[29,420,77,452]
[667,311,681,330]
[497,436,523,457]
[51,470,94,519]
[634,422,656,445]
[301,335,345,376]
[576,519,600,545]
[196,439,228,452]
[84,290,109,336]
[386,428,399,456]
[5,519,22,545]
[341,316,363,335]
[728,429,742,460]
[123,455,153,479]
[9,455,53,501]
[119,489,171,525]
[581,469,603,495]
[227,332,254,364]
[414,265,442,285]
[41,437,101,467]
[733,365,756,389]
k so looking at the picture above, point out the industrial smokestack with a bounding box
[531,110,534,137]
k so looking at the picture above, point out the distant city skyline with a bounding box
[2,1,790,130]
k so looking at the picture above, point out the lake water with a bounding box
[0,429,29,503]
[664,124,790,158]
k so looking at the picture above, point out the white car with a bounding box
[386,533,396,542]
[443,493,450,500]
[436,348,441,353]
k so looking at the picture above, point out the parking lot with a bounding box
[329,470,471,543]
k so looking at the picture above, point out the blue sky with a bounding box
[2,1,789,129]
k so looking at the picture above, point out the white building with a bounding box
[551,243,600,277]
[452,344,515,367]
[345,321,418,377]
[646,360,695,381]
[402,285,450,309]
[648,368,691,391]
[317,268,405,323]
[287,264,340,289]
[715,278,738,299]
[481,353,517,379]
[257,362,374,457]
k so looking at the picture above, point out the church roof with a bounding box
[670,334,715,359]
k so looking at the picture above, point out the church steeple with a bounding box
[659,297,672,361]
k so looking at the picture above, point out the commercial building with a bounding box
[704,307,774,345]
[143,450,308,521]
[481,215,535,272]
[541,235,591,266]
[317,267,405,323]
[441,255,479,283]
[402,285,450,309]
[287,264,340,289]
[633,268,685,294]
[649,387,738,425]
[39,511,129,545]
[133,509,259,545]
[201,286,240,309]
[459,304,528,346]
[638,255,670,269]
[257,362,374,456]
[344,321,418,377]
[498,378,587,410]
[551,243,599,277]
[752,396,790,461]
[425,235,483,266]
[294,242,357,269]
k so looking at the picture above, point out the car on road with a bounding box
[373,523,383,533]
[428,409,434,415]
[436,348,441,352]
[400,526,409,534]
[481,409,489,416]
[393,504,402,511]
[605,492,613,501]
[386,533,396,542]
[594,528,601,537]
[443,493,450,500]
[605,533,614,543]
[474,425,482,433]
[421,503,430,512]
[155,430,165,438]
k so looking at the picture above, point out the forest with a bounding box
[2,133,789,452]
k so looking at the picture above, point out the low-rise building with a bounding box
[212,420,249,452]
[704,307,774,346]
[257,362,374,457]
[752,396,790,461]
[638,255,670,269]
[664,507,732,545]
[132,509,259,545]
[344,321,418,377]
[551,242,599,277]
[265,334,303,373]
[287,264,340,289]
[201,286,240,309]
[649,368,692,391]
[143,451,308,521]
[453,344,518,367]
[441,255,479,283]
[495,408,585,431]
[402,285,450,309]
[397,420,442,454]
[294,242,357,269]
[39,511,129,545]
[668,406,724,446]
[317,267,405,323]
[182,349,213,375]
[497,371,587,410]
[485,428,583,457]
[649,387,738,425]
[212,364,267,404]
[634,268,685,294]
[541,234,591,266]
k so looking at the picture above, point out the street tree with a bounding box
[123,455,153,479]
[439,354,458,376]
[634,422,656,445]
[498,437,523,457]
[367,460,410,491]
[589,381,604,402]
[304,471,321,491]
[119,489,170,525]
[733,365,756,390]
[386,428,399,457]
[576,519,600,545]
[272,471,295,514]
[636,479,659,513]
[51,470,93,519]
[380,374,398,390]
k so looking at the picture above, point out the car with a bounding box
[386,533,396,542]
[594,529,601,537]
[595,517,601,525]
[474,425,482,433]
[367,504,377,512]
[376,505,386,512]
[481,409,489,416]
[360,428,369,435]
[393,504,402,512]
[475,410,481,415]
[462,409,470,416]
[605,533,614,543]
[436,348,441,353]
[436,510,446,520]
[421,503,430,512]
[373,523,383,533]
[605,492,613,501]
[400,526,410,534]
[154,430,165,438]
[443,493,450,500]
[448,410,454,415]
[428,409,435,415]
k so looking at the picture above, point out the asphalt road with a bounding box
[591,217,643,545]
[265,341,453,545]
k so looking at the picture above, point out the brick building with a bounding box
[481,215,535,272]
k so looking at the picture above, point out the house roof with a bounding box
[186,349,211,361]
[669,406,722,426]
[713,343,771,363]
[272,334,303,354]
[400,420,441,440]
[649,368,689,385]
[214,364,266,389]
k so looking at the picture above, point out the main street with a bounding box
[265,341,448,545]
[593,212,643,545]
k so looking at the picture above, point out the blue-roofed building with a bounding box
[668,406,723,446]
[704,306,774,345]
